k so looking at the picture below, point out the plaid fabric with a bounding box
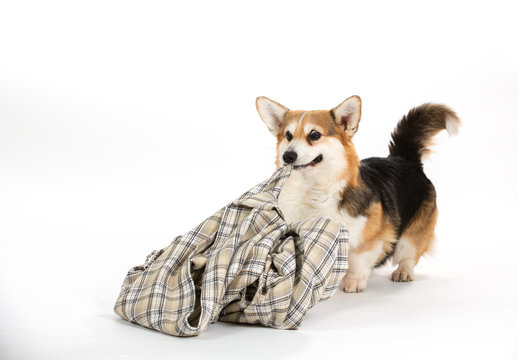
[114,166,348,337]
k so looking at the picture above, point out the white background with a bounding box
[1,1,517,359]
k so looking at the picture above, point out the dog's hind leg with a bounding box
[392,194,438,282]
[391,237,418,282]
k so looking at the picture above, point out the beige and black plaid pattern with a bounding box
[114,166,348,337]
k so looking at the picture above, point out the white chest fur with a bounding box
[278,170,367,249]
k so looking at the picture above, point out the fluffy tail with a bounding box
[389,103,460,163]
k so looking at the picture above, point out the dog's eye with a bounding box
[286,131,293,141]
[308,130,321,141]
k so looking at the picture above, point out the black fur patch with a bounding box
[339,185,374,217]
[359,156,432,238]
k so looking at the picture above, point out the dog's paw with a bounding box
[342,276,368,293]
[391,268,415,282]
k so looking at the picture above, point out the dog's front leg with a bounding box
[342,242,384,293]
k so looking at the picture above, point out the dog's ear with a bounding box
[256,96,289,136]
[331,95,362,136]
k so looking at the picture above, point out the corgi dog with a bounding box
[256,96,460,293]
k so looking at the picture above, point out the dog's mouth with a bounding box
[293,154,323,170]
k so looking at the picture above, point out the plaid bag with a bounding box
[114,166,348,336]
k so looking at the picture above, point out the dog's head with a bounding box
[256,96,362,182]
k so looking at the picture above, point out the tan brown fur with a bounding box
[279,110,338,139]
[400,191,438,263]
[341,136,360,187]
[353,201,397,257]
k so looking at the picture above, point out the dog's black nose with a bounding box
[283,151,298,164]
